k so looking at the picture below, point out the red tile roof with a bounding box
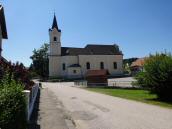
[131,58,146,67]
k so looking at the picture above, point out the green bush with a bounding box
[135,53,172,101]
[0,74,27,129]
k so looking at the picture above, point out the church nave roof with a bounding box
[61,44,122,56]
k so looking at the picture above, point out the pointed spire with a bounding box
[52,13,58,29]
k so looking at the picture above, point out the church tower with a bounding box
[49,14,61,55]
[49,14,61,77]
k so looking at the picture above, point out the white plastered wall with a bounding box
[60,56,78,77]
[78,55,123,76]
[49,28,61,77]
[49,28,61,56]
[67,67,82,79]
[49,54,123,77]
[49,56,61,77]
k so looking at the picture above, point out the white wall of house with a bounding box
[49,27,62,77]
[78,55,123,76]
[67,67,82,78]
[49,54,123,78]
[49,56,61,77]
[60,56,78,77]
[49,55,79,77]
[49,28,61,56]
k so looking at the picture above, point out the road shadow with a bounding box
[27,89,41,129]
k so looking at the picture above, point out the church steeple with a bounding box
[49,13,61,56]
[52,14,61,32]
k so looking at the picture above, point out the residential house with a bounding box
[130,58,146,75]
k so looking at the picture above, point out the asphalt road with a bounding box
[43,82,172,129]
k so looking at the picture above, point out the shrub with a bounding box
[0,74,27,129]
[134,72,146,87]
[0,61,34,90]
[135,53,172,101]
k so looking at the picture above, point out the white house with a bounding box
[49,15,123,79]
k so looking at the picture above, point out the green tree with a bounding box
[30,43,49,78]
[135,53,172,101]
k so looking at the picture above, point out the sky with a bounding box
[0,0,172,67]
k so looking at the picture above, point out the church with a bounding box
[49,15,123,79]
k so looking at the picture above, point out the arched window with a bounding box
[86,62,90,69]
[54,37,57,41]
[73,70,77,74]
[113,62,117,69]
[100,62,104,69]
[62,63,66,71]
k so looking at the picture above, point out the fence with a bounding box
[74,81,87,87]
[74,80,137,88]
[108,81,135,88]
[23,83,39,121]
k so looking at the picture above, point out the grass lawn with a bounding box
[86,88,172,109]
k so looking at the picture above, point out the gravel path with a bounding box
[43,82,172,129]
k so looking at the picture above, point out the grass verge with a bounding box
[86,88,172,109]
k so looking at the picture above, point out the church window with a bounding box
[86,62,90,69]
[113,62,117,69]
[54,36,57,41]
[73,70,77,74]
[100,62,104,69]
[62,63,66,71]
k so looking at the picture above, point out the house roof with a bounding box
[86,69,109,77]
[131,58,145,67]
[85,44,122,55]
[0,5,8,39]
[61,44,122,56]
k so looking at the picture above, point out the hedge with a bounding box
[0,74,27,129]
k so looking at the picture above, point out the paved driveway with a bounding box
[43,82,172,129]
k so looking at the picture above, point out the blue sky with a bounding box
[1,0,172,67]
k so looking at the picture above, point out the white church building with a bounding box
[49,15,123,78]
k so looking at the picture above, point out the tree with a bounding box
[135,53,172,101]
[30,43,49,78]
